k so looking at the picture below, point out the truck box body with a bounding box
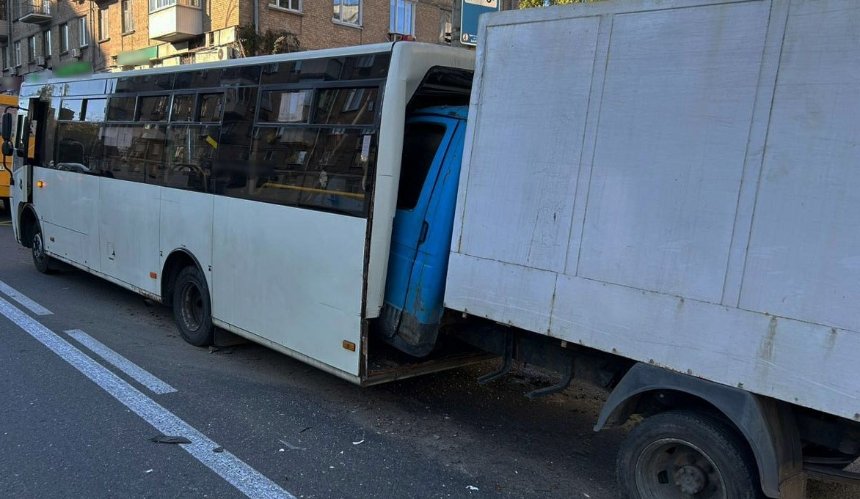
[445,0,860,421]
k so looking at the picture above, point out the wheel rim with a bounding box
[634,438,727,499]
[179,281,203,332]
[32,232,46,265]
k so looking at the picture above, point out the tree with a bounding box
[237,26,301,57]
[519,0,600,8]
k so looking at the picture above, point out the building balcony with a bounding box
[16,1,52,24]
[149,0,203,43]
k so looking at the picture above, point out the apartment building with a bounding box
[0,0,466,78]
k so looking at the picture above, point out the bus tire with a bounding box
[617,410,762,499]
[172,266,214,347]
[31,223,56,274]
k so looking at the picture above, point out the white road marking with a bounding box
[0,296,294,499]
[66,329,177,395]
[0,279,53,315]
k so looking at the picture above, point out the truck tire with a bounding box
[172,266,214,347]
[617,410,762,499]
[31,223,56,274]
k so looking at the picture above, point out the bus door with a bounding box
[381,111,467,356]
[17,98,50,204]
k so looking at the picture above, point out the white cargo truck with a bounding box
[439,0,860,497]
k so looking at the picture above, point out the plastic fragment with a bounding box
[150,435,191,445]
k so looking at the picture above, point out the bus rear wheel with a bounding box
[172,266,214,347]
[31,223,56,274]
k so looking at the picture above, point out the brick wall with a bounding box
[3,0,473,77]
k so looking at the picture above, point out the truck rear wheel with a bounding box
[172,266,214,347]
[617,410,762,499]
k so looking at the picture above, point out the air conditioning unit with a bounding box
[34,55,45,67]
[69,48,81,59]
[194,47,233,63]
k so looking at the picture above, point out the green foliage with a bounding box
[237,26,301,56]
[519,0,599,8]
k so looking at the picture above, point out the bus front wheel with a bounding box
[172,266,214,347]
[31,224,56,274]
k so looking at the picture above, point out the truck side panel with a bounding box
[740,1,860,333]
[454,17,599,273]
[447,0,860,421]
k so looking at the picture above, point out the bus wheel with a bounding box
[617,410,761,499]
[31,223,56,274]
[172,266,214,347]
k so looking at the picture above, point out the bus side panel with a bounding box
[99,180,162,295]
[211,198,366,377]
[33,167,100,269]
[159,188,214,290]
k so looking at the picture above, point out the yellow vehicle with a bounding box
[0,93,16,212]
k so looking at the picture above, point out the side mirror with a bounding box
[1,113,11,142]
[1,141,13,157]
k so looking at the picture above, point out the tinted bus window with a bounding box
[258,90,312,123]
[314,88,378,125]
[107,97,136,121]
[101,125,165,182]
[259,54,389,85]
[159,125,218,192]
[137,95,169,122]
[117,74,173,93]
[198,93,224,122]
[64,79,108,96]
[84,99,108,122]
[342,54,391,80]
[56,122,104,174]
[175,69,223,90]
[60,99,84,121]
[223,87,257,124]
[171,94,195,122]
[222,66,261,86]
[248,126,374,216]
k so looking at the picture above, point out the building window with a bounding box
[390,0,415,35]
[122,0,134,33]
[149,0,199,11]
[13,41,21,67]
[79,16,89,47]
[28,36,36,62]
[270,0,300,11]
[43,30,52,57]
[333,0,361,26]
[98,6,109,41]
[60,23,69,53]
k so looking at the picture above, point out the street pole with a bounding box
[451,0,464,48]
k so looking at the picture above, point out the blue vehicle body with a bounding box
[378,106,468,356]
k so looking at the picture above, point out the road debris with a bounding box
[279,439,306,451]
[150,435,191,445]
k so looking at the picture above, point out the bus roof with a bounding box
[20,42,465,89]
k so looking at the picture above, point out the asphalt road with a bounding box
[0,212,857,499]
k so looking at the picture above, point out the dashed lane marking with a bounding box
[0,279,53,315]
[0,294,294,499]
[66,329,177,395]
